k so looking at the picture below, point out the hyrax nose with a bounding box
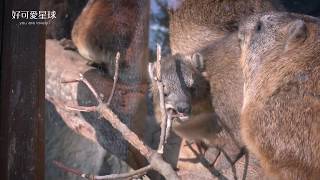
[176,103,191,114]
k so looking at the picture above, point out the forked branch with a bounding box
[50,52,180,180]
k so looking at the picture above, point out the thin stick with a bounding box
[156,44,162,80]
[59,75,153,156]
[165,110,173,144]
[94,165,151,180]
[156,44,168,154]
[107,52,120,106]
[97,103,152,157]
[64,105,97,112]
[97,105,179,179]
[46,94,97,112]
[60,79,81,84]
[61,73,103,104]
[53,160,152,180]
[53,161,85,177]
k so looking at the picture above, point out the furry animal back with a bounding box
[72,0,139,73]
[239,12,320,180]
[169,0,283,55]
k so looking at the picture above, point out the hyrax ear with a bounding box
[285,20,307,50]
[190,53,204,72]
[148,62,156,81]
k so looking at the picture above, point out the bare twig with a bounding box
[46,94,97,112]
[60,79,81,84]
[61,73,103,104]
[107,52,120,106]
[64,105,97,112]
[53,160,152,180]
[165,110,173,144]
[156,44,162,81]
[183,142,228,179]
[156,43,169,154]
[53,161,84,177]
[94,165,151,180]
[50,86,179,179]
[52,50,180,180]
[97,102,152,157]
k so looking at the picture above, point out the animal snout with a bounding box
[176,103,191,114]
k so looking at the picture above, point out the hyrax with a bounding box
[148,34,246,169]
[165,0,283,149]
[163,0,283,147]
[72,0,139,71]
[239,12,320,179]
[148,54,220,144]
[169,0,283,55]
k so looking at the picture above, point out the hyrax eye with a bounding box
[255,21,263,32]
[163,86,169,97]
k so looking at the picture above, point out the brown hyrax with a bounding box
[148,34,246,170]
[169,0,283,55]
[71,0,139,71]
[166,0,284,149]
[165,0,283,159]
[239,12,320,180]
[148,54,221,145]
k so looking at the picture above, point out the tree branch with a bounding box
[165,110,173,144]
[53,160,152,180]
[155,44,170,154]
[46,95,97,112]
[50,56,180,179]
[106,52,120,106]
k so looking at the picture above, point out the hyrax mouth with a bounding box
[166,106,190,122]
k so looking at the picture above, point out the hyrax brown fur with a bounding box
[148,36,245,169]
[158,0,282,144]
[200,33,243,146]
[239,12,320,180]
[72,0,139,70]
[187,33,247,169]
[169,0,283,55]
[163,0,283,145]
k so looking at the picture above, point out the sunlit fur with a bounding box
[239,12,320,180]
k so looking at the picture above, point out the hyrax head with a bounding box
[148,53,204,121]
[238,12,319,71]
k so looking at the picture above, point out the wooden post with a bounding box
[0,0,45,180]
